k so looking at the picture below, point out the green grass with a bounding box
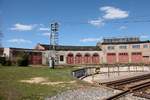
[0,66,87,100]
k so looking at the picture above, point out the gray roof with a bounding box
[10,47,41,52]
[39,44,101,51]
[101,40,150,45]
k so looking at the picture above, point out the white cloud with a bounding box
[140,35,149,39]
[119,26,127,30]
[39,27,50,31]
[10,23,36,31]
[89,6,129,27]
[100,6,129,20]
[80,37,102,42]
[88,18,104,27]
[42,32,50,36]
[8,38,32,44]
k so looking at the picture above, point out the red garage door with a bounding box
[84,53,91,64]
[143,56,149,64]
[131,52,142,63]
[107,53,117,64]
[30,52,42,65]
[118,53,129,63]
[75,53,82,64]
[92,53,100,64]
[67,53,74,64]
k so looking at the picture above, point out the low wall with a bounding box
[72,66,150,79]
[72,67,97,79]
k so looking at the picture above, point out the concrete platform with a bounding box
[83,71,150,84]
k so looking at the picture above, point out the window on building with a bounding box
[132,52,142,55]
[107,46,115,50]
[119,45,127,49]
[143,44,148,48]
[107,53,116,55]
[143,56,149,58]
[132,45,140,49]
[60,55,64,61]
[119,53,128,55]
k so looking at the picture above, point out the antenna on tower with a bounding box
[50,22,59,50]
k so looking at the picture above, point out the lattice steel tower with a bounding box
[50,22,59,65]
[50,22,59,49]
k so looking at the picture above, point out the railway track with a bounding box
[101,73,150,100]
[101,73,150,89]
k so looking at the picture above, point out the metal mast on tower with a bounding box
[50,22,59,49]
[50,22,59,65]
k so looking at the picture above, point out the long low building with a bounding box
[1,48,42,65]
[35,44,102,65]
[1,37,150,65]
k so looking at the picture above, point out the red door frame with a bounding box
[92,53,100,64]
[84,53,91,64]
[107,53,117,64]
[67,53,74,64]
[75,53,82,64]
[131,52,142,63]
[118,53,129,63]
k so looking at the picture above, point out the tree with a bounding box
[17,52,29,66]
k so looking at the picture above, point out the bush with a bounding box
[4,60,12,66]
[17,53,29,66]
[0,57,6,65]
[0,57,12,66]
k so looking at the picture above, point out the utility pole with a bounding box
[49,22,59,68]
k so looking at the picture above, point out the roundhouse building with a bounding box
[35,37,150,65]
[1,37,150,65]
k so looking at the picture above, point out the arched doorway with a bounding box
[92,53,100,64]
[84,53,91,64]
[66,53,74,64]
[75,53,82,64]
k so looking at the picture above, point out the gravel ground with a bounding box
[46,87,121,100]
[46,66,150,100]
[46,87,149,100]
[83,71,149,83]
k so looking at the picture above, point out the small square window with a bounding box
[132,45,140,49]
[107,46,115,50]
[119,45,127,49]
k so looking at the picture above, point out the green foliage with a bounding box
[0,57,12,66]
[4,60,12,66]
[0,57,6,65]
[17,53,29,66]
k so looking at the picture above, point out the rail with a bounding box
[103,74,150,100]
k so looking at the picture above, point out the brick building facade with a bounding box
[2,37,150,65]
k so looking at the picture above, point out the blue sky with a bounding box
[1,0,150,48]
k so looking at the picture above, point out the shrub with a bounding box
[17,53,29,66]
[0,57,6,65]
[0,57,12,66]
[4,60,12,66]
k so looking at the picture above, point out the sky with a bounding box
[1,0,150,48]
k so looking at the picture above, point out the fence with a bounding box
[72,65,150,79]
